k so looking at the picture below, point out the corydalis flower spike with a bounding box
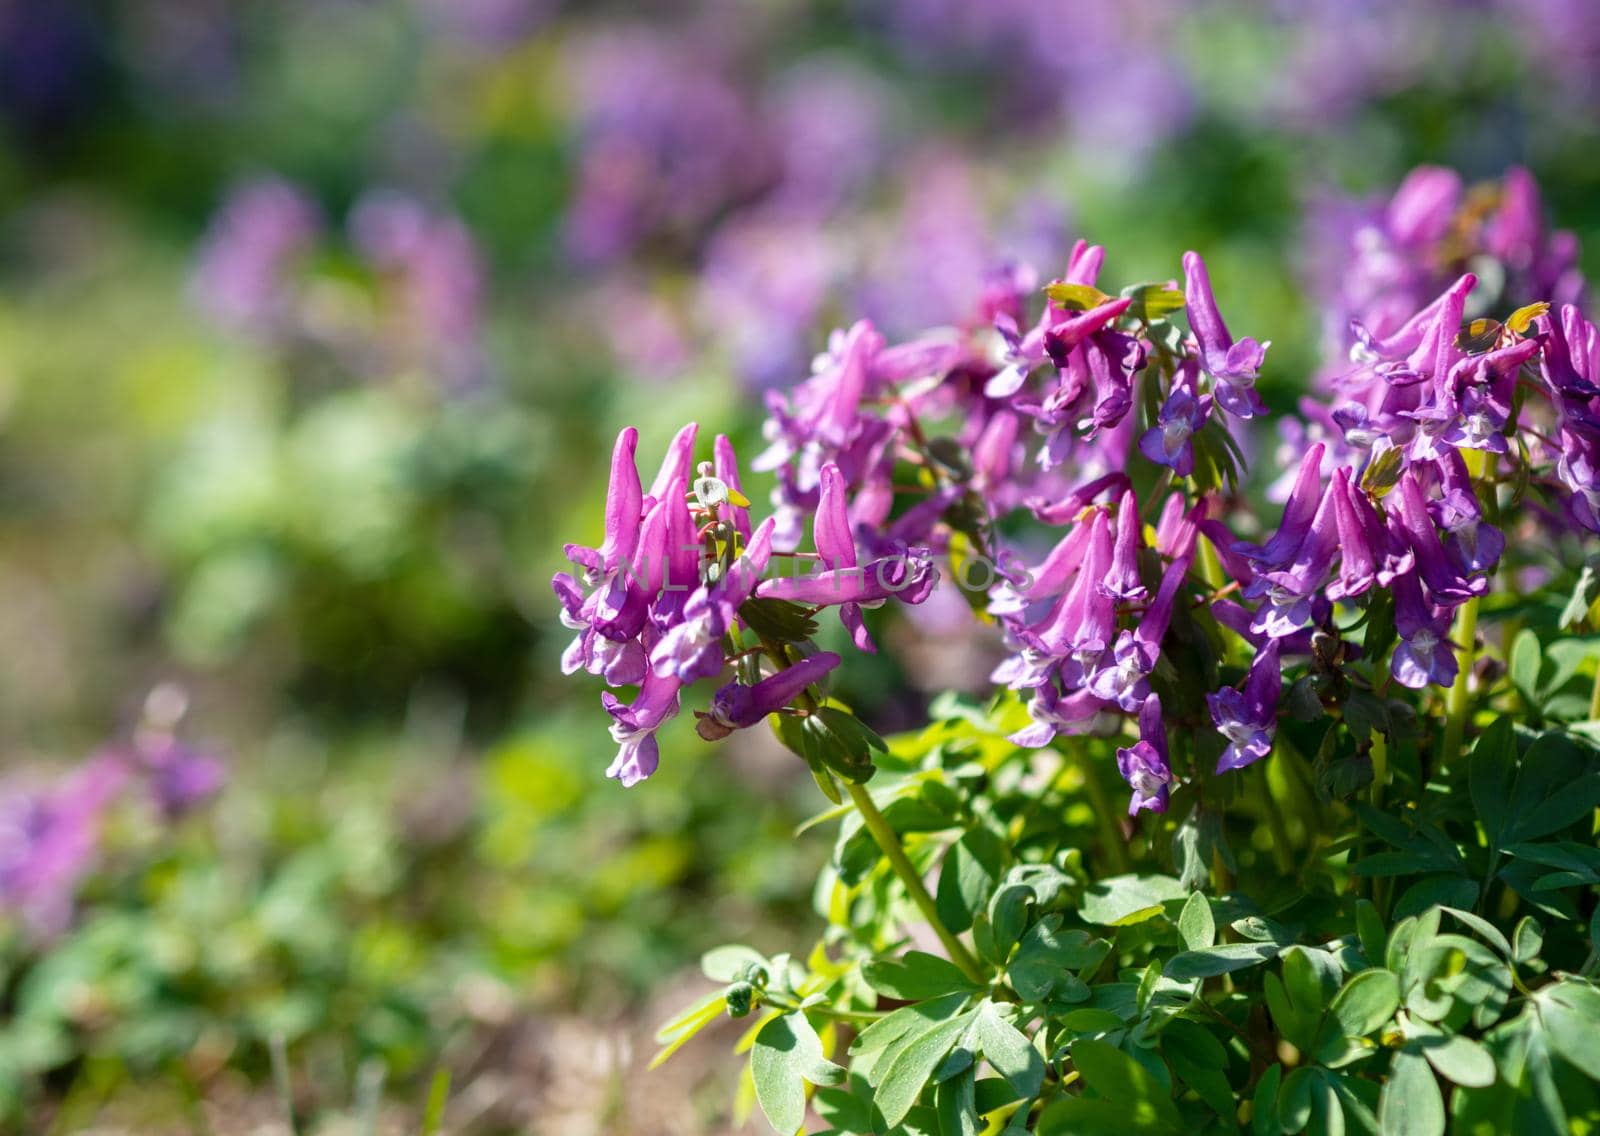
[1183,250,1267,417]
[705,652,841,732]
[1209,639,1282,774]
[1116,694,1172,815]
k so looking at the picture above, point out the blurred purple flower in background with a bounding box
[1306,165,1586,363]
[0,685,224,938]
[0,757,127,938]
[420,0,554,46]
[192,178,321,337]
[561,25,774,266]
[351,190,490,390]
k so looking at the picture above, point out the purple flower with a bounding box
[555,428,648,679]
[350,192,487,390]
[1099,489,1147,602]
[0,757,128,937]
[650,518,776,684]
[1236,443,1327,570]
[1184,251,1268,418]
[756,548,937,608]
[1327,467,1413,601]
[1243,470,1340,639]
[702,652,842,734]
[192,179,319,336]
[601,669,684,787]
[1389,472,1487,604]
[1208,640,1282,774]
[1116,694,1172,815]
[1431,450,1503,576]
[1139,365,1210,476]
[1390,573,1459,690]
[814,462,876,652]
[134,738,226,820]
[1008,683,1106,749]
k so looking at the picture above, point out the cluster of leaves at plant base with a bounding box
[653,691,1600,1134]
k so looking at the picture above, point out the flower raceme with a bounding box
[558,186,1596,815]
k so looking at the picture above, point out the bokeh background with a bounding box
[1,1,1598,1131]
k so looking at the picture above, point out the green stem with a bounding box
[1369,732,1392,915]
[1258,762,1295,877]
[1441,595,1480,770]
[845,781,986,985]
[766,995,885,1024]
[1067,748,1132,875]
[1589,664,1600,722]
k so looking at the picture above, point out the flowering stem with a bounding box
[1440,595,1480,769]
[844,781,987,984]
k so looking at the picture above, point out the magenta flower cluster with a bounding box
[556,166,1596,817]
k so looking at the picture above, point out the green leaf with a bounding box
[1079,874,1186,927]
[1178,892,1216,951]
[1452,1004,1567,1136]
[876,1009,978,1127]
[752,1012,846,1133]
[1504,773,1600,843]
[809,708,885,783]
[1412,1025,1495,1088]
[1467,718,1516,845]
[852,994,965,1063]
[1536,980,1600,1081]
[1121,282,1186,322]
[1252,1063,1284,1136]
[975,1002,1044,1100]
[1008,918,1100,1003]
[1039,1097,1166,1135]
[937,827,1006,935]
[1162,1019,1234,1119]
[1278,1066,1314,1132]
[987,884,1033,963]
[1510,629,1543,708]
[649,991,728,1068]
[1392,875,1479,919]
[1379,1049,1444,1136]
[1559,561,1600,629]
[702,945,767,983]
[1355,900,1386,966]
[1438,906,1513,960]
[862,951,981,1001]
[1069,1039,1183,1132]
[1166,943,1282,980]
[1360,444,1404,499]
[935,1066,978,1136]
[1045,281,1114,310]
[1307,1068,1345,1136]
[1329,969,1400,1038]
